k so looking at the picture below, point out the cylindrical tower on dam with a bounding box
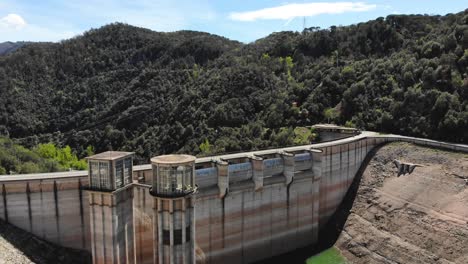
[150,154,197,264]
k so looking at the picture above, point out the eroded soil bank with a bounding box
[336,142,468,264]
[0,218,91,264]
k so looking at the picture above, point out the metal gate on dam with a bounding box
[1,131,467,264]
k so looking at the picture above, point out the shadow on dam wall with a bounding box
[255,145,383,264]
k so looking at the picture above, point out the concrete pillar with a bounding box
[249,156,264,191]
[281,152,295,186]
[88,187,134,264]
[309,148,322,244]
[310,149,323,182]
[216,160,229,199]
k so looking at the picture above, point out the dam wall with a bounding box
[0,132,467,263]
[0,172,90,250]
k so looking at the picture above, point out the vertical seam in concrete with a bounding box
[26,182,32,232]
[365,138,368,154]
[241,192,245,264]
[125,218,129,264]
[295,184,299,247]
[170,200,174,264]
[78,179,86,249]
[339,146,343,192]
[53,180,61,244]
[153,200,157,264]
[138,188,143,263]
[2,184,8,223]
[347,144,350,182]
[40,181,44,239]
[328,146,332,218]
[208,198,212,264]
[269,185,273,255]
[91,194,97,264]
[182,198,186,264]
[191,197,195,264]
[101,194,107,264]
[221,196,225,249]
[286,182,291,242]
[158,199,163,264]
[354,143,357,175]
[112,204,116,264]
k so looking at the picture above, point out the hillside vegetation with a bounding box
[0,42,30,55]
[0,10,467,163]
[0,137,88,174]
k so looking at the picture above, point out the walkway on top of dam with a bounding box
[1,131,467,182]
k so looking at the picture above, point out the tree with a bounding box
[324,107,340,124]
[199,139,212,156]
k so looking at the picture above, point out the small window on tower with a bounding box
[90,161,100,188]
[99,162,110,190]
[115,160,123,188]
[124,158,132,184]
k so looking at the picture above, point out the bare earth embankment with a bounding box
[0,219,90,264]
[336,142,468,264]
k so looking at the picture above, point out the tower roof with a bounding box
[151,154,196,165]
[86,151,134,161]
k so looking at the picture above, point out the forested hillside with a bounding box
[0,137,88,174]
[1,10,467,164]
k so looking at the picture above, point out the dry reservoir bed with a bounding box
[336,142,468,264]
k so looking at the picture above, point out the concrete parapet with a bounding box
[215,160,229,199]
[280,152,295,186]
[249,156,264,191]
[310,149,323,182]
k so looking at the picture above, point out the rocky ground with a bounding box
[336,142,468,264]
[0,219,90,264]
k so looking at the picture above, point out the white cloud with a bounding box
[0,13,27,29]
[0,23,77,42]
[0,0,217,42]
[229,2,377,21]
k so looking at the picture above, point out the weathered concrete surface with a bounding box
[88,186,134,264]
[0,132,466,263]
[336,142,468,264]
[0,219,90,264]
[0,176,90,251]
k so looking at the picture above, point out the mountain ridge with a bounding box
[0,12,467,162]
[0,41,32,55]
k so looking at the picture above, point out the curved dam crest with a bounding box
[0,132,467,263]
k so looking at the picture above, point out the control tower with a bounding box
[150,154,197,264]
[86,151,135,264]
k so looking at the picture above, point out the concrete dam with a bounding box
[0,131,467,264]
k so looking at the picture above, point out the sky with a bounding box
[0,0,467,43]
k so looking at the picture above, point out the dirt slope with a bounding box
[336,142,468,264]
[0,219,90,264]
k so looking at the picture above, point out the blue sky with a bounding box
[0,1,466,43]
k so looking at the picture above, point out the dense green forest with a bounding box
[0,10,467,165]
